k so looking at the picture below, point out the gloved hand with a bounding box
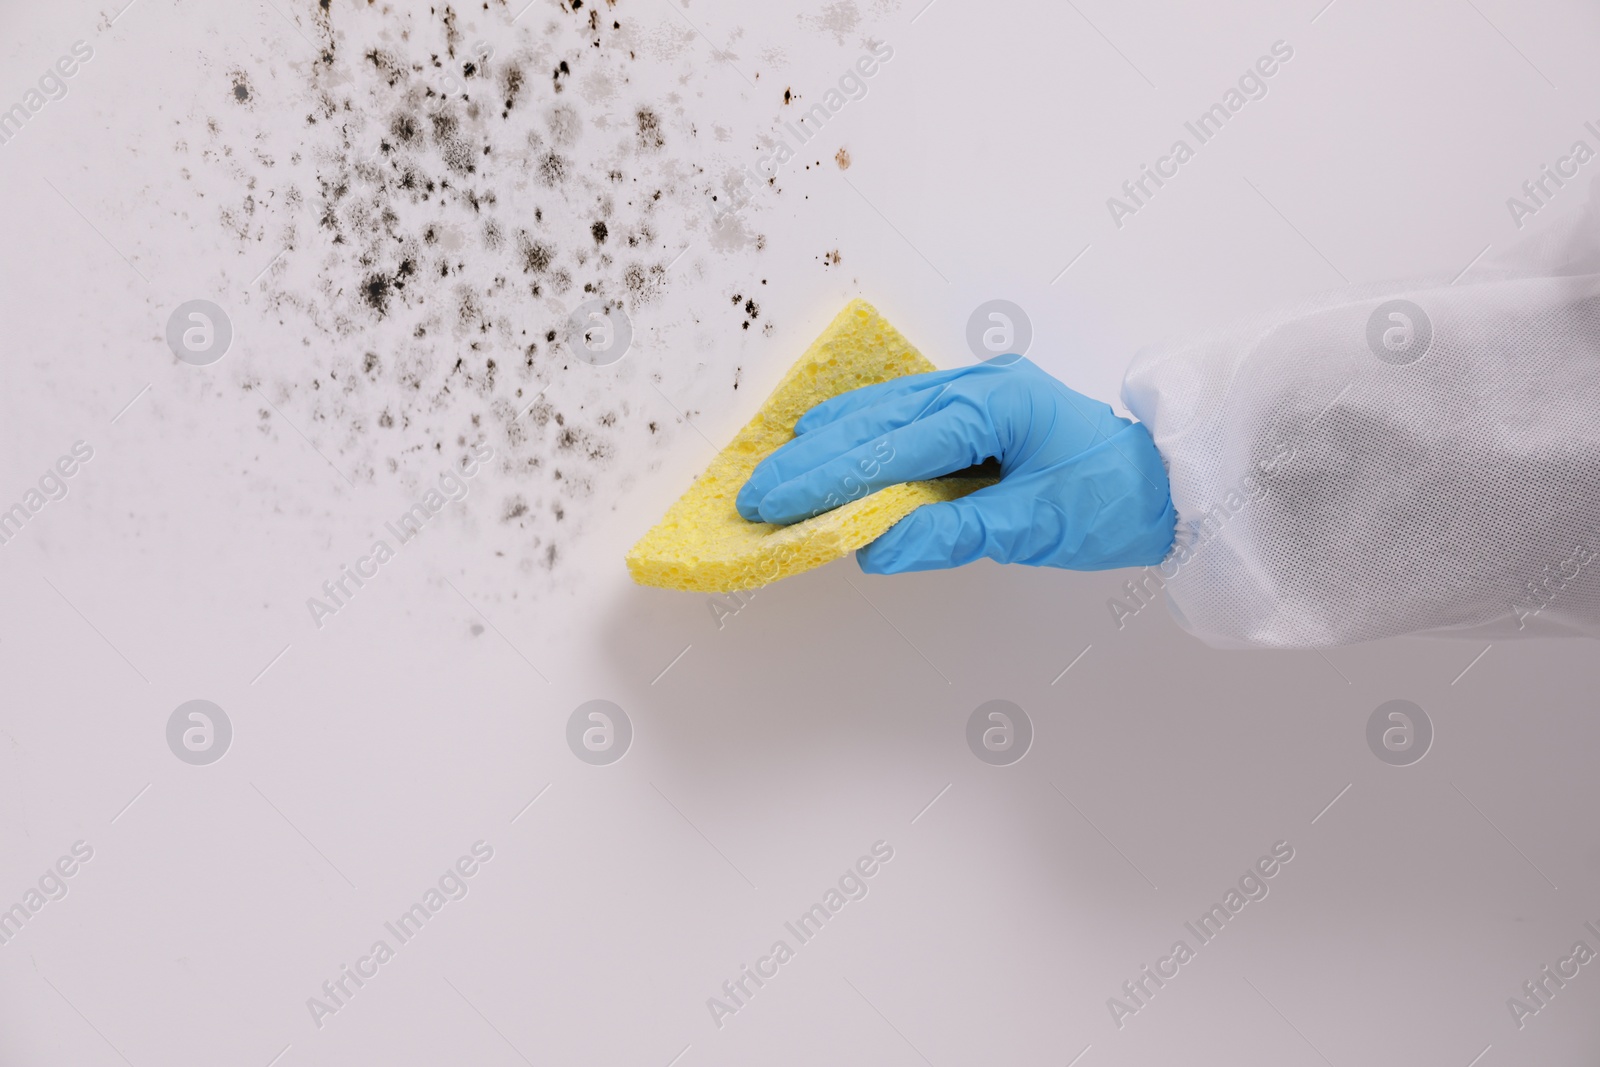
[736,357,1177,573]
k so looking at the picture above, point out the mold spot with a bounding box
[636,107,664,151]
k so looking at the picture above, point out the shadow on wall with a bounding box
[590,550,1217,907]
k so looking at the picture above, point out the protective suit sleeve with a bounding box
[1122,179,1600,648]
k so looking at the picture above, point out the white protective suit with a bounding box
[1122,179,1600,649]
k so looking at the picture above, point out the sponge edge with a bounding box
[625,299,989,593]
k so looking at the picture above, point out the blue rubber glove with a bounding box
[736,357,1177,573]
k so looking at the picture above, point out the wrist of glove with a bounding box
[737,357,1177,574]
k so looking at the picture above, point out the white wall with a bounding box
[1,0,1597,1063]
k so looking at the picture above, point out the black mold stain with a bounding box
[195,2,744,586]
[635,107,664,151]
[391,112,421,145]
[362,273,394,315]
[518,233,555,273]
[536,150,569,185]
[501,65,524,114]
[623,262,665,305]
[430,110,476,174]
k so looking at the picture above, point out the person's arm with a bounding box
[741,183,1600,648]
[1123,185,1600,647]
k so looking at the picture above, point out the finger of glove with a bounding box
[855,487,1014,574]
[738,386,984,521]
[792,366,975,436]
[754,407,993,525]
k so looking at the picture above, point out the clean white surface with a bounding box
[2,0,1598,1064]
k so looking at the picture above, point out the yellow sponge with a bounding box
[626,299,988,593]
